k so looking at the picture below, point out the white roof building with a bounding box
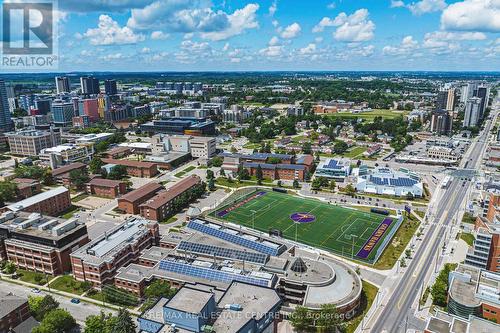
[356,166,423,197]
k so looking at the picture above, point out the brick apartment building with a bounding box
[70,217,159,287]
[52,162,87,186]
[118,182,164,214]
[243,162,307,181]
[102,158,159,178]
[0,292,32,333]
[86,178,127,199]
[0,212,89,275]
[139,175,202,222]
[14,178,41,199]
[6,186,71,217]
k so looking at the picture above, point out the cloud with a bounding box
[175,39,213,63]
[60,0,153,12]
[269,36,280,46]
[333,9,375,42]
[141,47,151,53]
[201,4,260,41]
[151,30,170,40]
[100,53,128,61]
[312,17,343,33]
[383,35,418,55]
[327,2,336,10]
[299,43,316,55]
[128,1,259,41]
[390,0,405,8]
[407,0,447,15]
[259,45,284,57]
[424,31,487,41]
[269,1,277,16]
[280,23,301,39]
[83,15,145,45]
[441,0,500,32]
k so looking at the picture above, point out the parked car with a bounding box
[70,298,80,304]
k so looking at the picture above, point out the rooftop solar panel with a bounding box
[177,241,268,265]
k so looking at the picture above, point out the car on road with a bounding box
[31,288,41,293]
[70,298,80,304]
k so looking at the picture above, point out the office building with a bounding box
[39,143,93,168]
[0,79,12,132]
[118,182,164,214]
[355,166,423,197]
[189,136,216,159]
[97,94,110,119]
[72,115,91,128]
[101,158,159,178]
[5,128,61,157]
[138,282,281,333]
[74,132,113,144]
[463,97,482,128]
[430,109,453,135]
[104,79,118,95]
[51,100,75,126]
[447,264,500,323]
[424,310,500,333]
[139,175,202,222]
[0,292,32,333]
[465,214,500,272]
[35,99,51,115]
[141,118,216,136]
[6,186,72,217]
[55,76,70,94]
[315,158,351,180]
[0,212,89,275]
[474,85,490,120]
[85,178,127,199]
[426,146,459,163]
[70,216,159,287]
[80,76,100,95]
[78,98,100,122]
[460,82,479,103]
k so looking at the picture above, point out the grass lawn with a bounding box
[342,146,367,158]
[16,269,50,285]
[242,142,262,149]
[71,193,89,202]
[345,280,378,333]
[461,212,476,224]
[324,109,408,121]
[59,205,80,219]
[373,213,420,270]
[211,190,398,263]
[174,165,196,178]
[460,232,475,247]
[49,275,90,295]
[161,216,178,224]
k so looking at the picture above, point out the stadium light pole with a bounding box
[350,234,358,258]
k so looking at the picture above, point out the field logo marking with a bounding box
[290,212,316,223]
[356,218,393,259]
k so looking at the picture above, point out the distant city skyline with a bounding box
[3,0,499,72]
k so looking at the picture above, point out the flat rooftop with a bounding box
[212,282,281,333]
[71,217,155,265]
[164,286,213,314]
[6,186,68,212]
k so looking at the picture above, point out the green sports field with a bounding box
[210,190,399,263]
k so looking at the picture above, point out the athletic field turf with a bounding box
[210,190,399,262]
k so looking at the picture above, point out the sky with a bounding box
[6,0,500,71]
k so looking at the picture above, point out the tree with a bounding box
[107,165,127,180]
[302,142,312,154]
[69,169,90,190]
[110,308,136,333]
[29,295,59,321]
[144,280,175,299]
[32,309,76,333]
[406,192,414,201]
[316,304,341,331]
[334,141,349,154]
[289,306,313,332]
[329,180,336,192]
[3,261,16,274]
[0,181,17,205]
[84,311,117,333]
[267,157,281,164]
[220,168,226,177]
[208,178,215,191]
[345,183,356,197]
[293,179,300,189]
[256,165,263,185]
[89,157,105,174]
[277,180,282,187]
[206,169,214,180]
[211,156,223,167]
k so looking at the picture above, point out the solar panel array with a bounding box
[324,159,343,170]
[369,176,417,187]
[177,241,269,264]
[158,260,270,287]
[187,221,280,256]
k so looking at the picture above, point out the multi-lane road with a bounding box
[368,100,498,332]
